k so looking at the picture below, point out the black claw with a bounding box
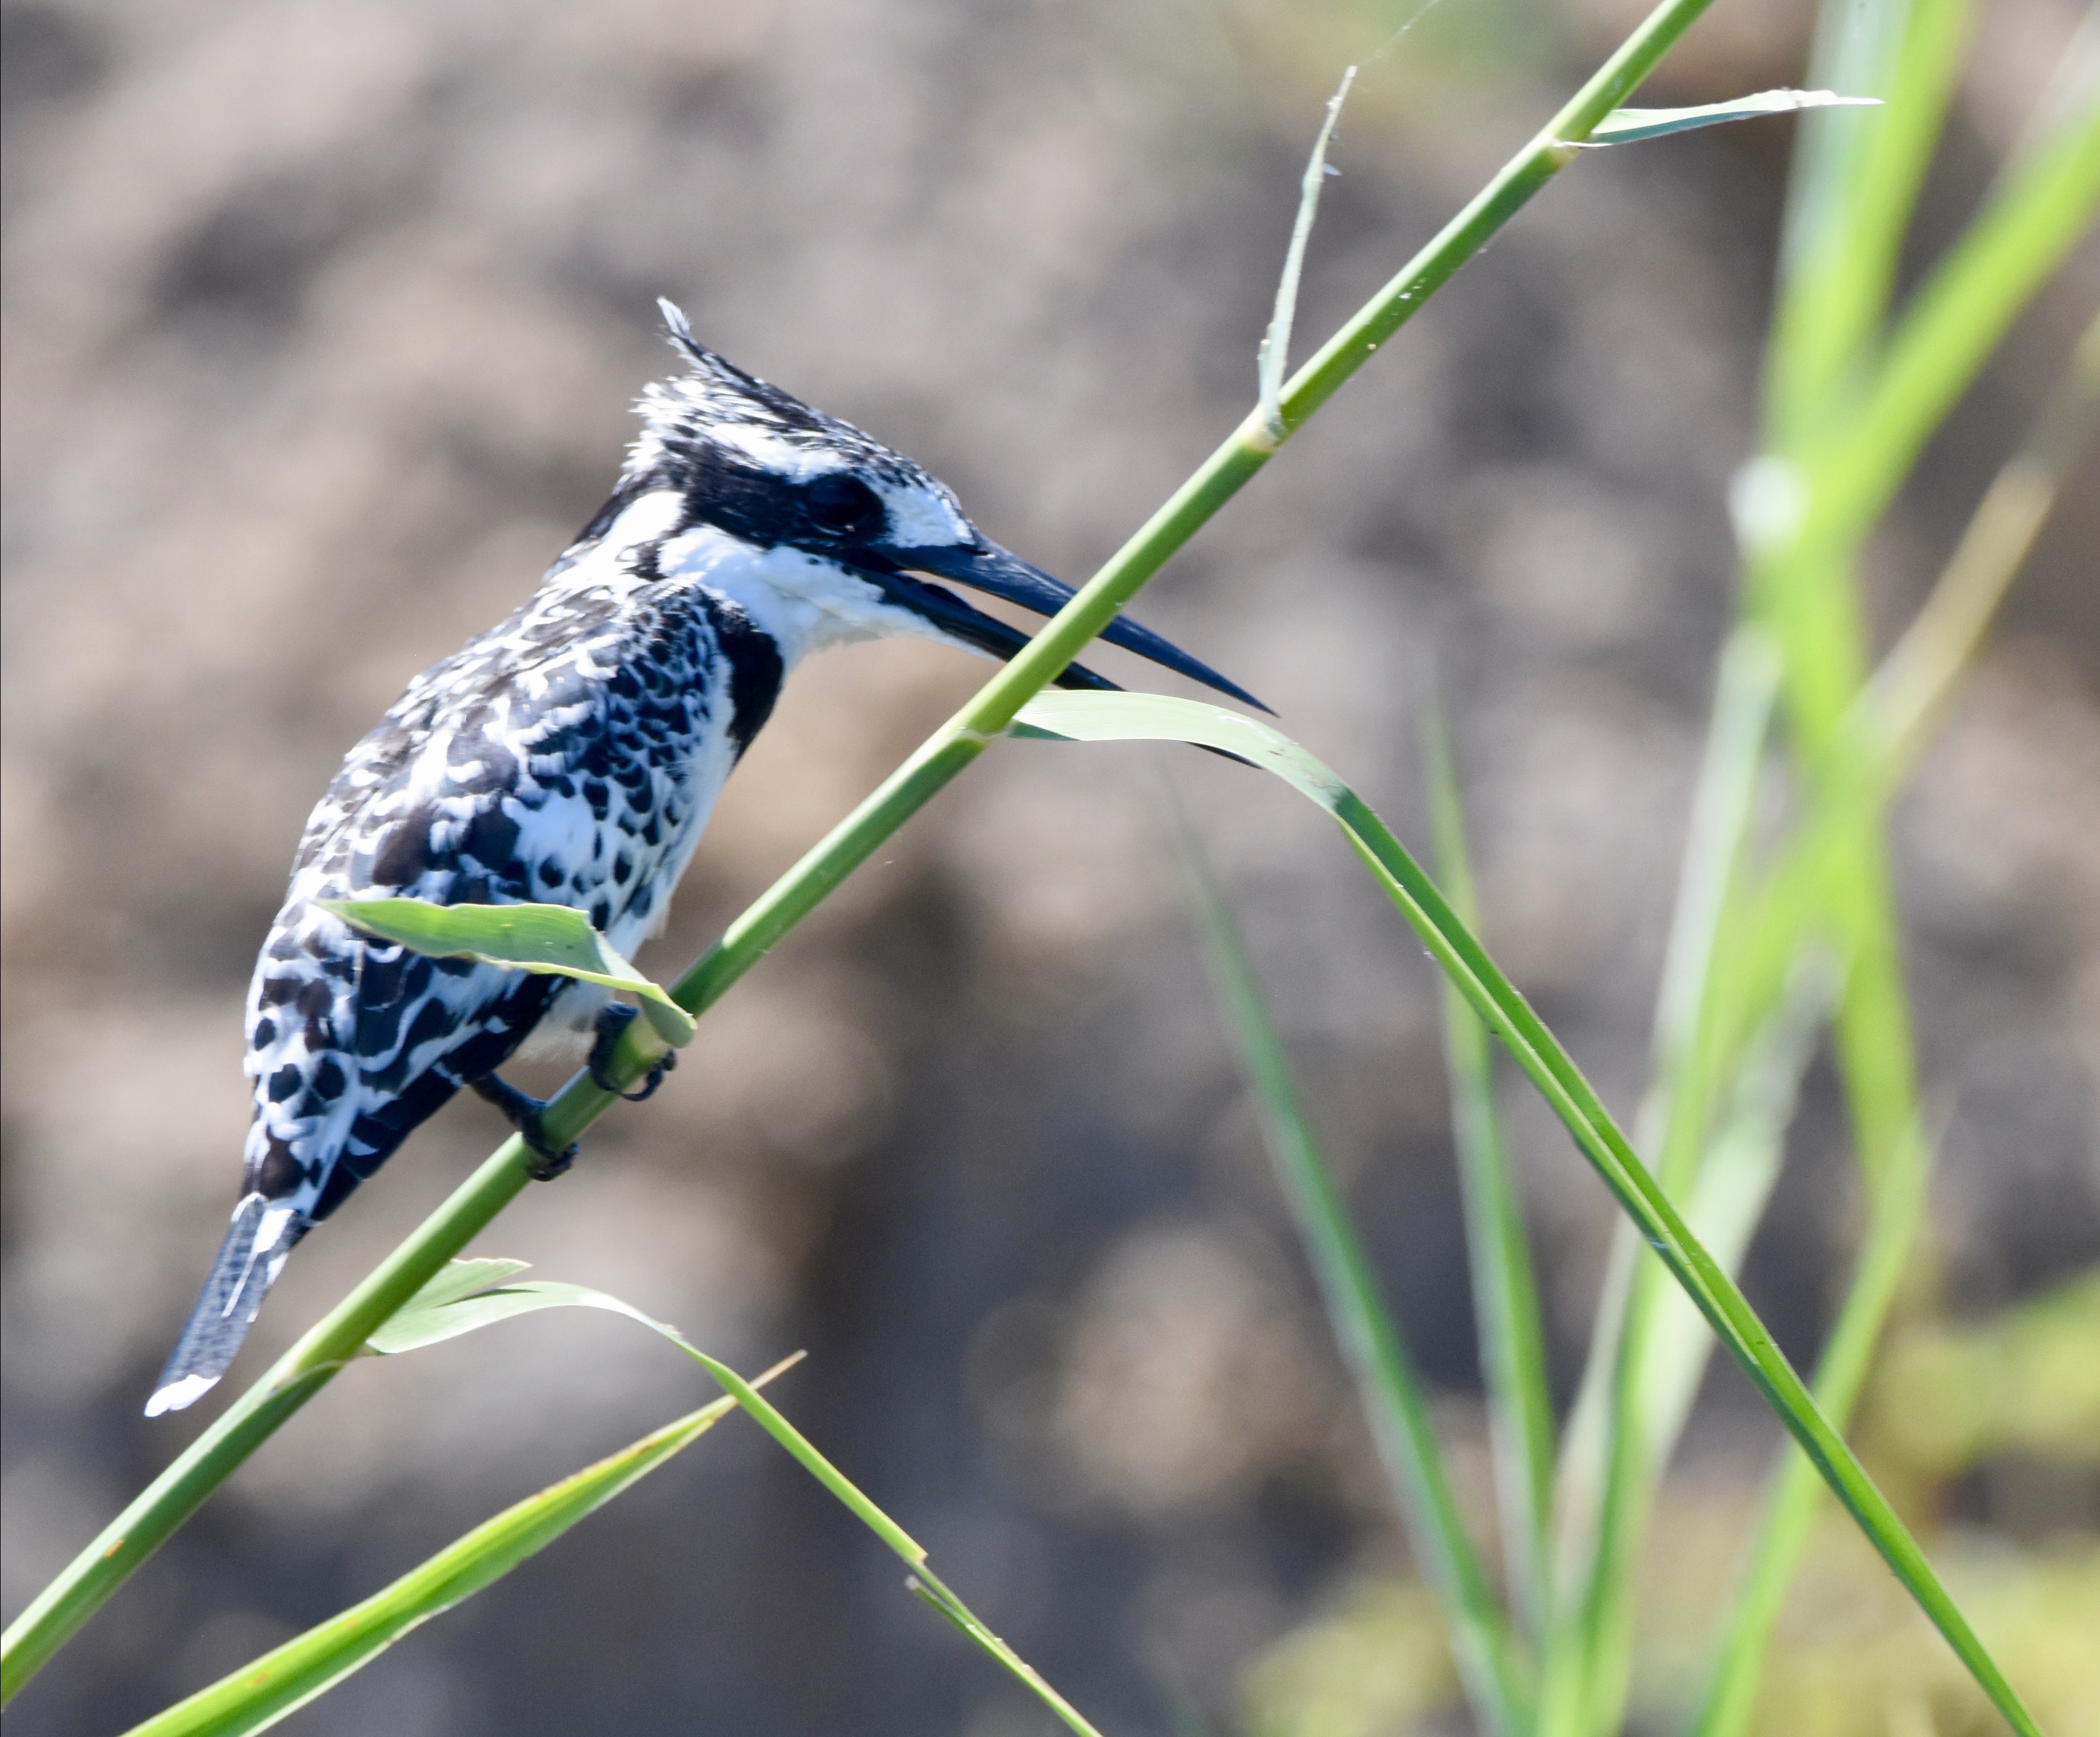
[470,1073,579,1181]
[622,1049,676,1103]
[588,1002,676,1101]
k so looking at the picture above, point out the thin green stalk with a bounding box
[0,0,1721,1694]
[1424,711,1557,1645]
[1648,631,1786,1119]
[1686,1121,1936,1737]
[1538,631,1780,1737]
[1540,1228,1635,1737]
[1188,844,1533,1737]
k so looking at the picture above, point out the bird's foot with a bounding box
[470,1073,579,1181]
[586,1002,678,1102]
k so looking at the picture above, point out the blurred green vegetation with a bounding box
[1243,1266,2100,1736]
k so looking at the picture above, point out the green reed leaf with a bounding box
[1577,89,1877,146]
[322,897,696,1046]
[120,1369,788,1737]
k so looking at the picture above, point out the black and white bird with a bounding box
[148,301,1260,1415]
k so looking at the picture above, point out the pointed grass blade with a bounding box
[1009,690,2040,1737]
[120,1363,797,1737]
[359,1269,1103,1735]
[1576,89,1878,147]
[1183,836,1533,1737]
[355,1260,1106,1735]
[671,1346,1107,1737]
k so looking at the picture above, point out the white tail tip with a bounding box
[145,1372,220,1417]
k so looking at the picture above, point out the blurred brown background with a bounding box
[3,1,2095,1733]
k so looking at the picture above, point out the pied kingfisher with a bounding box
[148,301,1259,1416]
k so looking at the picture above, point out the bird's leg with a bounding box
[587,1002,677,1102]
[469,1074,579,1181]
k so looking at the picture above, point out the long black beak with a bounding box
[867,540,1270,714]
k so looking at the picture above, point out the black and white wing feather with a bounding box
[148,530,780,1414]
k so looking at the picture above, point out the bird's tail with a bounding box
[146,1193,305,1417]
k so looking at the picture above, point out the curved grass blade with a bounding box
[121,1361,797,1737]
[1183,837,1533,1737]
[1637,967,1831,1471]
[670,1338,1108,1737]
[1575,89,1878,147]
[322,898,697,1047]
[1008,690,2040,1737]
[1423,713,1557,1643]
[1553,969,1833,1737]
[344,1265,1101,1736]
[360,1257,533,1353]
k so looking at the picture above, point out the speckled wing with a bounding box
[150,544,771,1414]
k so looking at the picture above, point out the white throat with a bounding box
[552,490,976,670]
[657,521,962,668]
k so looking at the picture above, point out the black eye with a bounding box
[805,474,884,540]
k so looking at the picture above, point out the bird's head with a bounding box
[594,299,1263,710]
